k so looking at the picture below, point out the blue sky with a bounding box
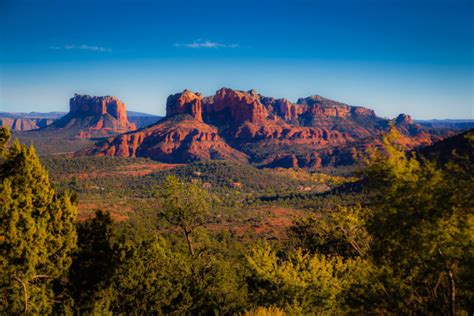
[0,0,473,119]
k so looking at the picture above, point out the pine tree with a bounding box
[0,127,77,314]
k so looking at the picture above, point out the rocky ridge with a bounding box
[86,88,444,168]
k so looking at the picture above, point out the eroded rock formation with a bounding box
[87,115,247,163]
[166,90,203,121]
[203,88,269,124]
[51,94,136,137]
[86,88,443,168]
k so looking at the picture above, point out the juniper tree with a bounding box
[156,175,210,256]
[0,127,77,314]
[69,210,115,314]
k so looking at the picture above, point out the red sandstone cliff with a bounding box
[85,88,441,168]
[88,115,247,163]
[51,94,136,137]
[166,90,203,121]
[203,88,269,124]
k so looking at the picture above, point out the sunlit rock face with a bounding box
[86,87,443,168]
[51,94,136,138]
[166,90,203,121]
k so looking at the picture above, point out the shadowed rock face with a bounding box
[86,88,444,168]
[51,94,136,137]
[205,88,269,124]
[0,118,53,131]
[260,97,302,122]
[395,113,414,125]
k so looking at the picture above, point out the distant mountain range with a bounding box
[0,111,65,119]
[3,110,470,133]
[0,109,162,131]
[414,119,474,130]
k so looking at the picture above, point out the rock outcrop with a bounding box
[51,94,136,137]
[86,88,443,168]
[203,88,269,124]
[291,95,374,121]
[166,90,203,121]
[260,97,302,122]
[87,115,247,163]
[395,113,414,126]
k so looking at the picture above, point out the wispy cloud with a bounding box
[174,39,238,49]
[49,44,112,52]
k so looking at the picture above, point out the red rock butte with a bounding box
[166,90,203,121]
[51,94,136,137]
[85,87,442,168]
[69,94,132,126]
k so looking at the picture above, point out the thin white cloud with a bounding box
[49,44,112,52]
[174,40,238,49]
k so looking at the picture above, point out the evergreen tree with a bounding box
[289,205,372,258]
[156,175,210,255]
[246,244,368,314]
[0,127,77,314]
[69,210,115,314]
[109,235,191,314]
[0,126,11,158]
[364,128,473,314]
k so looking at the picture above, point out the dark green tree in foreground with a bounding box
[0,127,77,314]
[69,210,115,314]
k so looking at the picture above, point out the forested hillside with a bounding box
[1,127,473,314]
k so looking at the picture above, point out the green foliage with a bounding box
[290,205,372,258]
[67,213,248,315]
[186,231,249,315]
[268,167,358,189]
[156,175,211,255]
[14,127,95,155]
[246,244,367,314]
[0,129,77,314]
[157,160,313,196]
[280,129,473,314]
[363,128,474,314]
[0,126,11,157]
[69,210,115,314]
[109,234,193,314]
[109,231,249,315]
[41,155,156,177]
[243,306,286,316]
[417,128,474,167]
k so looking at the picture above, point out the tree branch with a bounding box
[13,276,28,313]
